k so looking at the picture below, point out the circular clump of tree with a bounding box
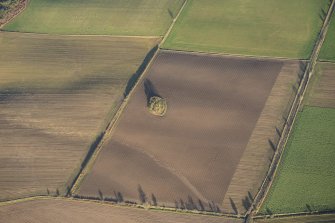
[147,96,167,116]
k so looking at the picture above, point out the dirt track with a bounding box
[78,51,283,210]
[0,198,242,223]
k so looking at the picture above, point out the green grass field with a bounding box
[163,0,329,59]
[259,106,335,214]
[254,214,335,223]
[2,0,184,35]
[319,12,335,61]
[0,32,158,200]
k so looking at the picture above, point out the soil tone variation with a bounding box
[0,32,158,201]
[78,51,284,211]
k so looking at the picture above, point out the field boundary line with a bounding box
[318,59,335,64]
[0,0,28,29]
[0,196,243,221]
[0,30,162,39]
[246,0,335,221]
[160,48,307,62]
[254,210,335,220]
[160,0,188,45]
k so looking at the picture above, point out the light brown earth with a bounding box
[0,198,243,223]
[0,32,159,201]
[78,51,285,211]
[222,61,303,214]
[306,62,335,108]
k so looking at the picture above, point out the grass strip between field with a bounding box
[162,0,330,59]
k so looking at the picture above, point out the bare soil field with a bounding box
[0,198,242,223]
[305,62,335,108]
[78,51,288,211]
[222,61,303,214]
[0,32,159,201]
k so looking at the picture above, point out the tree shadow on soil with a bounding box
[138,184,147,204]
[144,78,161,105]
[242,196,252,211]
[168,9,174,19]
[123,45,158,98]
[230,197,238,214]
[114,191,124,203]
[173,196,221,213]
[275,127,282,137]
[268,139,277,152]
[66,133,104,196]
[151,194,157,206]
[98,190,103,200]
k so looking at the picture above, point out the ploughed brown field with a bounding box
[78,51,298,211]
[0,32,159,201]
[0,198,242,223]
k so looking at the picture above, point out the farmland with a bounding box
[254,214,335,223]
[0,0,333,221]
[76,51,304,212]
[258,62,335,215]
[0,32,159,201]
[259,107,335,214]
[162,0,329,59]
[319,12,335,61]
[1,0,185,36]
[305,63,335,108]
[0,198,243,223]
[222,61,303,214]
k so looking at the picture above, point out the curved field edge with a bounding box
[1,0,185,36]
[0,32,159,201]
[258,106,335,214]
[162,0,330,59]
[0,197,243,223]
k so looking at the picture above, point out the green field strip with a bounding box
[259,106,335,214]
[162,0,330,59]
[1,0,185,36]
[319,8,335,62]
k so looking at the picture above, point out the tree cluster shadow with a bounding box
[65,132,104,196]
[144,79,161,105]
[74,184,223,213]
[228,192,256,214]
[123,45,158,98]
[174,196,221,213]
